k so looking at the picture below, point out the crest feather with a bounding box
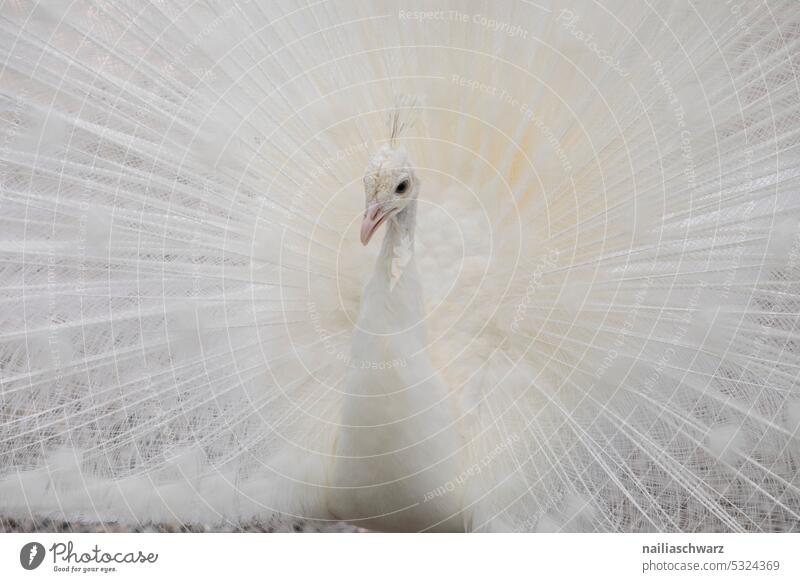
[387,95,422,145]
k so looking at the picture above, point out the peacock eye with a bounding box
[395,179,409,194]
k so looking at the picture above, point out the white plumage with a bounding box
[1,0,799,532]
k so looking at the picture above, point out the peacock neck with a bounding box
[356,198,423,337]
[375,200,417,280]
[378,200,417,262]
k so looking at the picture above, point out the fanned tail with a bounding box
[1,0,799,531]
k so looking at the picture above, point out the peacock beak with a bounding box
[360,202,392,245]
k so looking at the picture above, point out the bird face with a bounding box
[360,145,416,245]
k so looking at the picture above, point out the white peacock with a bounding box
[0,0,799,532]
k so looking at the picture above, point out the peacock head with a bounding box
[360,145,418,245]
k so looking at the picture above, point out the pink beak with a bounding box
[360,203,393,245]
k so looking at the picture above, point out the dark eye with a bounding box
[395,180,409,194]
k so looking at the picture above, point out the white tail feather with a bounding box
[1,0,799,531]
